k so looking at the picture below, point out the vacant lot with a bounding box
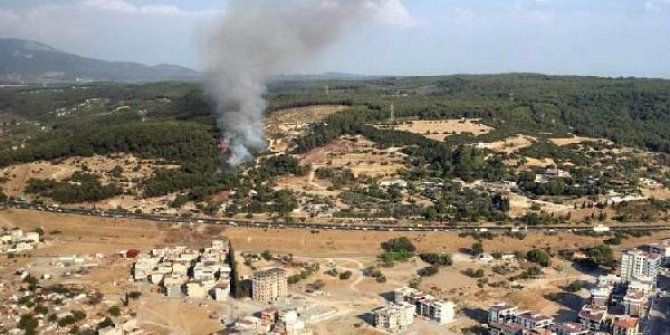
[390,119,493,142]
[299,135,407,177]
[486,134,537,154]
[549,136,607,147]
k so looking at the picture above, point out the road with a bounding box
[2,200,670,233]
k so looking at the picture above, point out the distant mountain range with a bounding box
[0,38,200,83]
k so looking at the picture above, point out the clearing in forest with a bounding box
[390,118,494,142]
[298,135,407,177]
[265,105,349,153]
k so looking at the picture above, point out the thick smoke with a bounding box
[206,0,369,166]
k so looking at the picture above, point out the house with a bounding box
[590,285,613,307]
[186,281,207,299]
[164,284,183,298]
[515,312,553,329]
[488,322,524,335]
[622,290,647,316]
[612,317,640,335]
[648,239,670,266]
[213,283,229,301]
[98,325,123,335]
[577,305,607,331]
[551,322,588,335]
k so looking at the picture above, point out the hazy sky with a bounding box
[1,0,669,77]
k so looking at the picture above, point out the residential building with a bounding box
[550,322,588,335]
[252,267,288,304]
[620,249,661,285]
[515,312,553,329]
[590,285,613,307]
[577,305,607,332]
[612,317,639,335]
[648,239,670,266]
[392,287,455,324]
[488,303,519,324]
[622,290,647,317]
[488,322,524,335]
[373,302,415,332]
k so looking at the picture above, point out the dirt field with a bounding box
[298,135,407,177]
[0,153,178,198]
[389,119,493,142]
[485,135,536,154]
[549,136,607,147]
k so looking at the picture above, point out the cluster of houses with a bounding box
[373,286,455,332]
[1,270,141,335]
[0,228,41,254]
[224,307,312,335]
[486,239,670,335]
[132,240,231,300]
[487,302,641,335]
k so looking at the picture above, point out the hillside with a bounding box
[0,75,669,224]
[0,38,199,83]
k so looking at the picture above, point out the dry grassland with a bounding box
[299,135,407,177]
[391,119,493,142]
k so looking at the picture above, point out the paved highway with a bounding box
[2,200,670,233]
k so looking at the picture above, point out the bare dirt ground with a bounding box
[523,157,556,167]
[485,135,537,154]
[298,135,407,177]
[549,136,608,147]
[389,119,493,142]
[508,193,571,218]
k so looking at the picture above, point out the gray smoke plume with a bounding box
[206,0,370,166]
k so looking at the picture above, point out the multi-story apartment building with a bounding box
[488,303,519,325]
[252,267,288,303]
[373,302,415,332]
[392,287,455,324]
[620,249,661,285]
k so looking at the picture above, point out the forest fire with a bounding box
[218,136,230,152]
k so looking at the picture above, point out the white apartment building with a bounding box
[392,287,455,324]
[620,249,661,285]
[374,302,415,332]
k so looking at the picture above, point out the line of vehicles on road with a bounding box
[2,200,667,233]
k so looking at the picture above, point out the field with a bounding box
[390,118,493,142]
[484,134,536,154]
[298,135,407,177]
